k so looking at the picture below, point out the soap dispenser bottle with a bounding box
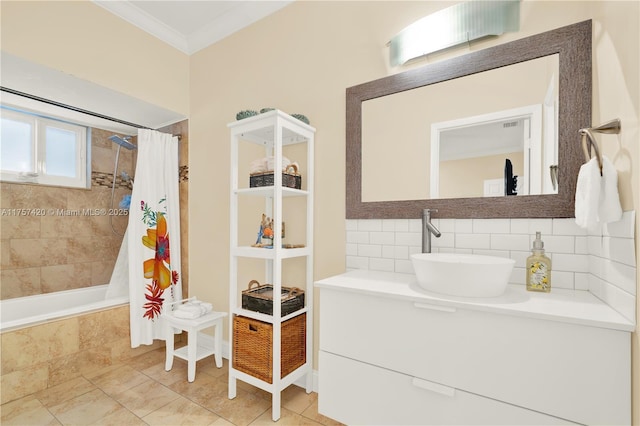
[526,232,552,292]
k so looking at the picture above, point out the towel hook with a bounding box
[579,129,603,176]
[578,118,621,177]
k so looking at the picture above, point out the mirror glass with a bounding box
[362,55,558,202]
[346,20,591,219]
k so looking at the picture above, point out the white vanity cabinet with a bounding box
[316,271,633,425]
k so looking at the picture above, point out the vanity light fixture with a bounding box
[389,0,521,66]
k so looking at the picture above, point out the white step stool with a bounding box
[163,309,227,382]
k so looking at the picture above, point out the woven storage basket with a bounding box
[233,314,306,383]
[242,280,304,316]
[249,164,301,189]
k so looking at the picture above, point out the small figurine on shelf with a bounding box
[253,214,274,247]
[261,225,274,246]
[251,214,301,248]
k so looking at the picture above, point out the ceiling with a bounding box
[92,1,294,55]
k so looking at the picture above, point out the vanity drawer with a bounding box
[319,351,575,425]
[318,288,630,425]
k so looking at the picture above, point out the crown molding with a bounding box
[186,1,293,54]
[93,1,294,55]
[93,0,190,53]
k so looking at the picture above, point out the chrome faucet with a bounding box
[422,209,441,253]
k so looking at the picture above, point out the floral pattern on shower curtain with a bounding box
[140,199,179,320]
[128,129,182,348]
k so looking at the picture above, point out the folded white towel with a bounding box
[575,156,622,228]
[266,155,291,172]
[169,297,215,320]
[172,308,202,319]
[250,156,293,174]
[249,158,268,174]
[178,304,204,313]
[198,302,213,313]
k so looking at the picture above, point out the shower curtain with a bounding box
[128,129,182,348]
[105,228,129,299]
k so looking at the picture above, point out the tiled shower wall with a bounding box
[346,211,636,323]
[0,121,190,300]
[0,128,134,300]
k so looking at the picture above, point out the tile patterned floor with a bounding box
[0,348,342,425]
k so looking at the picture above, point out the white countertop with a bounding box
[315,270,635,332]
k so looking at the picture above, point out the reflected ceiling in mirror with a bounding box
[346,20,591,219]
[362,54,559,202]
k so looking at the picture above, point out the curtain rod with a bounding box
[0,86,150,130]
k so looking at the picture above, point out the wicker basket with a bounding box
[242,280,304,316]
[232,314,306,383]
[249,164,301,189]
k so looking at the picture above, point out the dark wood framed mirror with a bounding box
[346,20,591,219]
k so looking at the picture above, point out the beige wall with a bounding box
[189,1,639,422]
[0,0,189,116]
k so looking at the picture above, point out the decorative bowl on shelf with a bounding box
[291,114,310,124]
[236,110,258,120]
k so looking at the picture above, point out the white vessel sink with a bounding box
[411,253,515,298]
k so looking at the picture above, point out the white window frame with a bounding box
[1,106,89,189]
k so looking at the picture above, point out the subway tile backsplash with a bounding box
[346,211,636,323]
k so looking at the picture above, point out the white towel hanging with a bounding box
[575,157,600,228]
[575,155,622,228]
[598,156,622,224]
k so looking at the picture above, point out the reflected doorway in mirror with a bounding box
[430,104,551,199]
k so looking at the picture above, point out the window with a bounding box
[1,106,89,188]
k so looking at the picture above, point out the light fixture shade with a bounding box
[390,0,520,66]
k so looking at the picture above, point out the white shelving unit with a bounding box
[228,110,314,421]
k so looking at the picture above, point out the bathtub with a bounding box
[0,285,129,332]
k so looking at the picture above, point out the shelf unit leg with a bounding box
[272,391,281,421]
[187,330,197,382]
[214,320,223,368]
[228,375,237,399]
[164,323,175,371]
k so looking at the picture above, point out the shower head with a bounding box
[108,135,137,150]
